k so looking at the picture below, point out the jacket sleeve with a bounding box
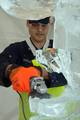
[0,43,20,87]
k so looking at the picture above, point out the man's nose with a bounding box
[38,24,44,31]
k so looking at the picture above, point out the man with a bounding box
[0,16,68,120]
[0,16,53,89]
[0,16,55,120]
[0,15,68,118]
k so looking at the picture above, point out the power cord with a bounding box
[17,92,28,120]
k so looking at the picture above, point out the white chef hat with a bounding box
[0,0,58,20]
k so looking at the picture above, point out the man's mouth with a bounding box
[36,33,44,36]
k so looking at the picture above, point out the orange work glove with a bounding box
[9,66,41,94]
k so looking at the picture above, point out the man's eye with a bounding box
[31,23,47,27]
[31,23,38,27]
[41,24,47,27]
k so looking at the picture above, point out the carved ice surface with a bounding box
[0,0,58,19]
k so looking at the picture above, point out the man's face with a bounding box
[27,19,50,43]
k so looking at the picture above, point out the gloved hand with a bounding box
[49,72,67,87]
[32,59,49,79]
[9,66,41,94]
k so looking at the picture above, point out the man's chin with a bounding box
[36,36,45,41]
[36,38,44,42]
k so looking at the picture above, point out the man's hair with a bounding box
[28,17,50,24]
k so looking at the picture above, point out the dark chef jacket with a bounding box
[0,40,53,87]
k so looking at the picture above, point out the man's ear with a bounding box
[26,20,29,26]
[49,17,55,24]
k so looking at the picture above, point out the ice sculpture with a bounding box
[54,0,80,78]
[0,1,80,120]
[0,0,58,20]
[55,0,80,34]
